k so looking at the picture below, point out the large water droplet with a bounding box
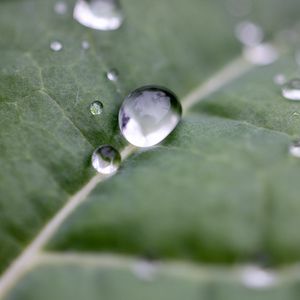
[235,21,263,47]
[91,145,121,174]
[282,79,300,101]
[106,68,119,81]
[90,101,103,115]
[243,43,278,65]
[119,86,182,147]
[50,41,63,52]
[289,141,300,158]
[73,0,123,31]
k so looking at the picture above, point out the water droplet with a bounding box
[243,43,278,66]
[50,41,63,52]
[73,0,123,31]
[119,86,182,148]
[132,261,157,281]
[235,21,263,47]
[273,74,286,86]
[90,101,103,115]
[241,266,277,289]
[282,79,300,101]
[289,141,300,158]
[54,1,68,15]
[81,40,90,50]
[91,145,121,174]
[106,68,119,81]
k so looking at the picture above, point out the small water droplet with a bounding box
[289,141,300,158]
[241,266,277,289]
[132,261,157,281]
[50,41,63,52]
[91,145,121,174]
[273,74,286,86]
[81,40,90,50]
[106,68,119,81]
[90,101,103,115]
[54,1,68,15]
[73,0,123,31]
[235,21,263,47]
[119,86,182,148]
[243,43,278,66]
[282,79,300,101]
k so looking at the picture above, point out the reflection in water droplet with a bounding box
[106,69,119,81]
[91,145,121,174]
[282,79,300,101]
[235,21,263,47]
[81,40,90,50]
[132,261,157,281]
[289,141,300,158]
[90,101,103,115]
[54,1,68,15]
[242,266,277,289]
[273,74,286,86]
[73,0,123,31]
[243,43,278,65]
[50,41,63,52]
[119,86,182,148]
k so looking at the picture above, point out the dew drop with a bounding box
[282,79,300,101]
[235,21,263,47]
[273,74,286,86]
[81,40,90,50]
[73,0,123,31]
[54,1,68,15]
[289,141,300,158]
[90,101,103,115]
[50,41,63,52]
[119,86,182,148]
[241,266,277,289]
[243,43,278,66]
[91,145,121,174]
[106,68,118,81]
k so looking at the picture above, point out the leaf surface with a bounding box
[1,0,300,299]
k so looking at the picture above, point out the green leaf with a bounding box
[5,254,300,300]
[1,0,300,299]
